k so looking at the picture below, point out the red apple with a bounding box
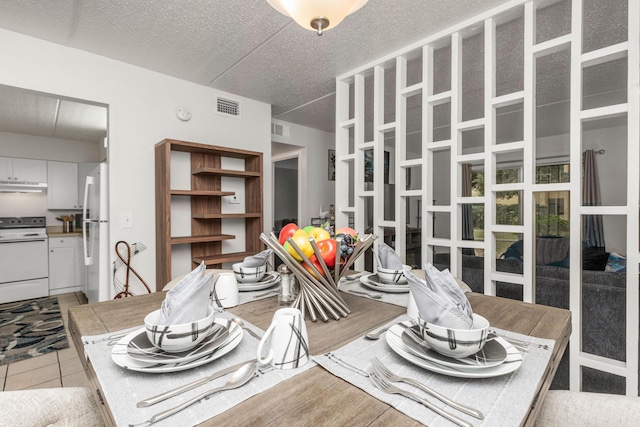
[316,238,337,268]
[279,223,299,245]
[303,255,326,278]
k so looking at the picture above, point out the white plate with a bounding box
[401,326,508,370]
[360,274,410,293]
[126,321,230,365]
[386,322,522,378]
[237,272,281,291]
[111,320,242,373]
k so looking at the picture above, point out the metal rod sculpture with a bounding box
[260,232,377,321]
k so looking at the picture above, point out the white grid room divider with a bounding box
[335,0,639,395]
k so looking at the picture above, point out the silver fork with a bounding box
[368,370,473,427]
[371,357,484,420]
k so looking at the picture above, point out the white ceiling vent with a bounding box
[271,122,290,138]
[216,97,240,118]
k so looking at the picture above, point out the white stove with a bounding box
[0,216,49,303]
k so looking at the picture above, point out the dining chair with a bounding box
[536,390,640,426]
[0,387,104,426]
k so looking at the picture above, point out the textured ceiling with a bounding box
[0,0,510,137]
[0,0,625,141]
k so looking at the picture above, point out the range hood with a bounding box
[0,181,48,193]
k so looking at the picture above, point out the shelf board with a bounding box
[192,167,261,178]
[170,189,235,196]
[192,213,262,219]
[193,251,255,266]
[170,234,236,245]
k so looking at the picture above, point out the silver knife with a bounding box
[136,359,257,407]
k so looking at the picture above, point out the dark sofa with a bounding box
[433,252,632,394]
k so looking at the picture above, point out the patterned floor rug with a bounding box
[0,296,69,366]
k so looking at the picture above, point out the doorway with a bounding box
[273,156,299,233]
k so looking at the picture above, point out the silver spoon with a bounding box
[366,321,411,340]
[231,317,262,340]
[146,362,257,424]
[349,290,382,299]
[365,326,390,340]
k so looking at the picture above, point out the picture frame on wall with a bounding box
[328,149,336,181]
[364,150,390,183]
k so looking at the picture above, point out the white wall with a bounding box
[271,119,335,227]
[0,28,272,295]
[0,131,101,162]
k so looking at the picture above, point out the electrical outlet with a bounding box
[228,195,240,204]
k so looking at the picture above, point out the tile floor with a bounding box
[1,292,90,391]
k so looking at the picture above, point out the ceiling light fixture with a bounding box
[267,0,369,36]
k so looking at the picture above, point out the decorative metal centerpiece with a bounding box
[260,231,376,322]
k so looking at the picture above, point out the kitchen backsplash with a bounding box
[0,192,80,226]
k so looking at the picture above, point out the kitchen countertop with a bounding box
[47,226,82,237]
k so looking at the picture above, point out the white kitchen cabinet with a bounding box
[49,237,76,291]
[0,156,47,183]
[48,161,80,209]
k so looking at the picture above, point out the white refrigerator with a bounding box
[83,162,109,303]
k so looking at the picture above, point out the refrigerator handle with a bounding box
[83,176,94,266]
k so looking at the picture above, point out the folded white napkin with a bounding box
[240,249,272,268]
[376,243,403,270]
[404,263,473,329]
[160,262,212,325]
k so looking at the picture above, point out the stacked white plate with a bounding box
[385,321,523,378]
[237,271,281,292]
[359,273,410,293]
[111,318,242,373]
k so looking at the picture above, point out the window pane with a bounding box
[496,190,522,225]
[536,49,571,166]
[432,102,451,142]
[536,164,570,184]
[535,191,570,237]
[536,0,571,44]
[497,103,524,144]
[432,149,450,205]
[583,0,628,53]
[406,94,422,160]
[461,128,484,155]
[406,49,423,87]
[462,30,485,122]
[384,63,396,124]
[583,117,627,207]
[433,43,451,95]
[583,57,627,110]
[496,10,524,96]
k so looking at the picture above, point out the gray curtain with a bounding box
[461,164,474,255]
[582,149,605,249]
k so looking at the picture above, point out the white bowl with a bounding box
[418,313,490,359]
[232,263,266,283]
[377,265,412,284]
[144,306,215,353]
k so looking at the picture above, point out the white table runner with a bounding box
[313,314,555,427]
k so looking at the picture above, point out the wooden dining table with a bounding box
[68,291,571,426]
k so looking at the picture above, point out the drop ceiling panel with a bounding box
[54,100,107,143]
[0,86,58,137]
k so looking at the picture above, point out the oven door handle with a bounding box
[0,239,48,244]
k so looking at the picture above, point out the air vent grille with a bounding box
[216,97,240,117]
[271,122,290,138]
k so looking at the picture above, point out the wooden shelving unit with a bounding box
[155,139,263,291]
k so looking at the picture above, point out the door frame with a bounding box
[272,149,303,231]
